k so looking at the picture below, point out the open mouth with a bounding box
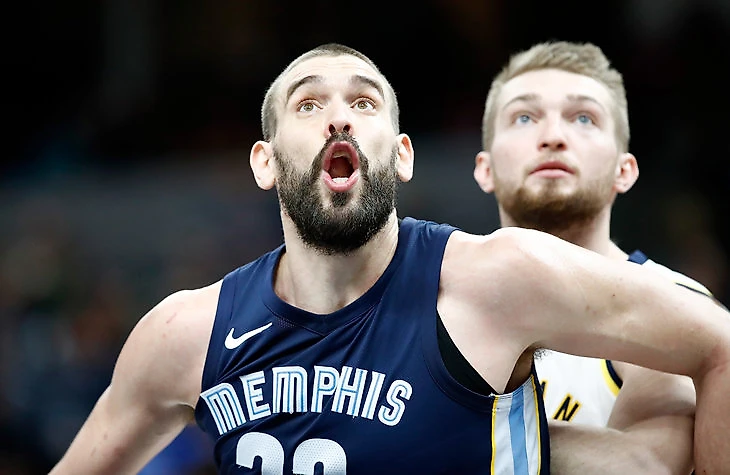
[323,142,359,180]
[322,141,361,191]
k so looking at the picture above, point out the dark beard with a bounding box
[275,133,399,255]
[495,179,611,234]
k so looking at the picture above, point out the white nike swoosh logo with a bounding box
[224,322,273,350]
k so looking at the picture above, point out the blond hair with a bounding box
[261,43,400,141]
[482,41,629,152]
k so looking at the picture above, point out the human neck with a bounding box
[500,207,628,261]
[274,212,400,314]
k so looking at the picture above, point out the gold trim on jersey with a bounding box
[490,374,544,474]
[601,360,621,396]
[530,375,543,474]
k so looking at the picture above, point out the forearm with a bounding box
[605,364,695,474]
[693,361,730,474]
[549,419,691,475]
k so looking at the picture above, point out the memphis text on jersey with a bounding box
[201,364,411,435]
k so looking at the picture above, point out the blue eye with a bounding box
[576,114,593,125]
[516,114,531,124]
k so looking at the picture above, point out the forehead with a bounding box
[498,69,613,110]
[281,55,384,95]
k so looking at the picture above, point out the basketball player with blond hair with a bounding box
[474,40,727,473]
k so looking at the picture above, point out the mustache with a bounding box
[327,130,358,147]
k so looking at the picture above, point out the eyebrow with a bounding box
[501,93,540,111]
[502,93,606,112]
[566,94,606,112]
[285,74,385,105]
[351,74,385,101]
[285,75,322,105]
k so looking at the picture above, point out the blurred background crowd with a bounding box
[2,1,729,473]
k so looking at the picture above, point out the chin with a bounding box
[531,185,576,200]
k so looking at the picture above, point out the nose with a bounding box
[538,117,567,152]
[326,102,353,138]
[328,122,351,137]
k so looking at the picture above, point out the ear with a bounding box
[473,151,496,193]
[614,152,639,194]
[250,140,276,190]
[395,133,415,182]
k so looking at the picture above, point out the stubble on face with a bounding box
[494,170,615,235]
[275,132,399,255]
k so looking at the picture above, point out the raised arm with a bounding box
[50,286,217,475]
[443,227,729,473]
[490,227,729,473]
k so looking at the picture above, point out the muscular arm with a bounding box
[50,287,216,475]
[512,229,729,474]
[443,228,730,473]
[549,420,682,475]
[549,364,695,475]
[607,363,695,473]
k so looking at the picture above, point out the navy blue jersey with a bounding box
[195,217,550,474]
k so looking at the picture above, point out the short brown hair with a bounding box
[260,43,400,141]
[482,41,629,152]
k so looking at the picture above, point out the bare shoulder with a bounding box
[439,226,607,348]
[114,280,222,408]
[140,280,222,345]
[437,228,564,390]
[441,227,568,294]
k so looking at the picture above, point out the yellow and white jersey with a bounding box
[535,250,715,427]
[535,351,621,426]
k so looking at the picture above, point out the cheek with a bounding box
[360,132,395,160]
[490,138,532,173]
[489,157,524,185]
[575,136,619,168]
[492,126,536,152]
[575,127,617,150]
[279,112,324,138]
[275,134,319,161]
[580,152,621,183]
